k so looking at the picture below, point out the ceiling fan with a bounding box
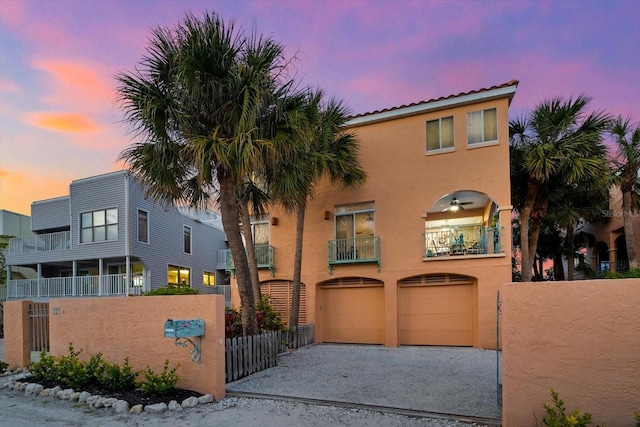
[445,197,472,212]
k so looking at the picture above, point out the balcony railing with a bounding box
[328,236,380,274]
[9,231,71,255]
[223,245,275,277]
[424,225,503,258]
[6,274,149,300]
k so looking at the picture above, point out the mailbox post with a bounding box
[164,319,205,364]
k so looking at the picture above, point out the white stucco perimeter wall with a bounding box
[501,279,640,426]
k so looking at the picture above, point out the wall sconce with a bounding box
[323,210,331,220]
[271,217,279,226]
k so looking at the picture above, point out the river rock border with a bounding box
[1,368,215,415]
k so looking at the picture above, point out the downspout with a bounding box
[124,173,131,296]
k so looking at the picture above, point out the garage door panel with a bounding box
[399,284,473,346]
[322,286,384,345]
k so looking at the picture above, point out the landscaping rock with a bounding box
[168,400,183,411]
[69,391,81,401]
[85,395,101,406]
[78,391,91,403]
[129,404,144,414]
[25,383,43,395]
[181,396,199,408]
[56,388,75,400]
[113,400,129,413]
[198,394,214,404]
[144,402,167,414]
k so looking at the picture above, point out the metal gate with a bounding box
[29,302,50,360]
[496,291,502,409]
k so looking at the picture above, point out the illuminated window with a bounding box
[168,264,190,288]
[203,271,215,287]
[80,208,118,243]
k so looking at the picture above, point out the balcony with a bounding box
[9,231,71,255]
[424,225,504,259]
[6,274,149,300]
[222,245,275,277]
[328,236,380,274]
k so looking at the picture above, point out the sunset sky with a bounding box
[1,0,638,215]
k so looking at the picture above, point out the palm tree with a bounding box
[510,95,610,282]
[609,116,640,270]
[269,89,366,327]
[116,12,298,335]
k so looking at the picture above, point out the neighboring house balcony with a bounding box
[328,236,381,274]
[424,225,504,259]
[6,274,149,300]
[220,245,275,277]
[8,231,71,255]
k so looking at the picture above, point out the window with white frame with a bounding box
[80,208,118,243]
[426,116,454,152]
[467,108,497,145]
[183,225,191,254]
[203,271,215,287]
[137,209,148,243]
[335,202,375,260]
[250,216,270,246]
[168,264,190,288]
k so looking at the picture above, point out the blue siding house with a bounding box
[6,171,230,302]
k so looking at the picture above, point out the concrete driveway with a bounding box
[226,344,502,420]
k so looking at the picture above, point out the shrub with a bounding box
[139,359,180,396]
[634,411,640,427]
[55,344,104,389]
[542,388,592,427]
[98,357,137,391]
[599,267,640,279]
[256,296,286,333]
[145,286,200,296]
[0,360,8,373]
[29,350,60,383]
[225,307,243,339]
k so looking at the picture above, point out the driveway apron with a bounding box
[226,344,502,419]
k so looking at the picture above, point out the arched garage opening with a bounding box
[318,277,384,345]
[398,273,476,346]
[260,280,307,326]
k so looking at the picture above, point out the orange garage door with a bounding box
[398,284,473,346]
[321,285,384,344]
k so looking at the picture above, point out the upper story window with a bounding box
[426,116,454,152]
[183,225,191,254]
[137,210,149,243]
[251,217,270,246]
[467,108,497,145]
[80,208,118,243]
[335,202,375,240]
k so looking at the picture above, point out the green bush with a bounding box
[599,267,640,279]
[98,357,137,391]
[0,360,8,373]
[139,359,180,396]
[256,296,286,333]
[634,411,640,427]
[55,344,104,389]
[145,286,200,296]
[29,350,60,383]
[542,389,592,427]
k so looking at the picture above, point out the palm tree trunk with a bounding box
[553,253,565,280]
[566,225,575,281]
[289,200,306,328]
[219,176,258,336]
[623,190,638,270]
[520,177,541,282]
[239,203,262,303]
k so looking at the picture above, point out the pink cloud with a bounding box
[27,112,101,133]
[31,58,115,112]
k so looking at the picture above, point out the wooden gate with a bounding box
[29,302,50,358]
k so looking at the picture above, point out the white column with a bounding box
[72,260,77,296]
[98,259,103,296]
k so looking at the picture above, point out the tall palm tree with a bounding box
[609,116,640,270]
[116,12,298,335]
[510,95,610,282]
[270,89,366,327]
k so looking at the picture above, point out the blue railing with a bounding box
[224,245,275,276]
[424,225,503,258]
[327,236,380,273]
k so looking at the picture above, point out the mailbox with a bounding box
[164,318,205,338]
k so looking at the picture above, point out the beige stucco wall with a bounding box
[3,300,31,368]
[501,279,640,426]
[44,295,225,399]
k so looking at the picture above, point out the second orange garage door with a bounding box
[398,283,474,346]
[321,285,385,344]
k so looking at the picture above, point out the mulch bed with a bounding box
[34,378,200,407]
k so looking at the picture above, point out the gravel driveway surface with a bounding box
[227,344,502,420]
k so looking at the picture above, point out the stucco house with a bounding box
[578,185,640,275]
[231,80,519,349]
[5,171,230,303]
